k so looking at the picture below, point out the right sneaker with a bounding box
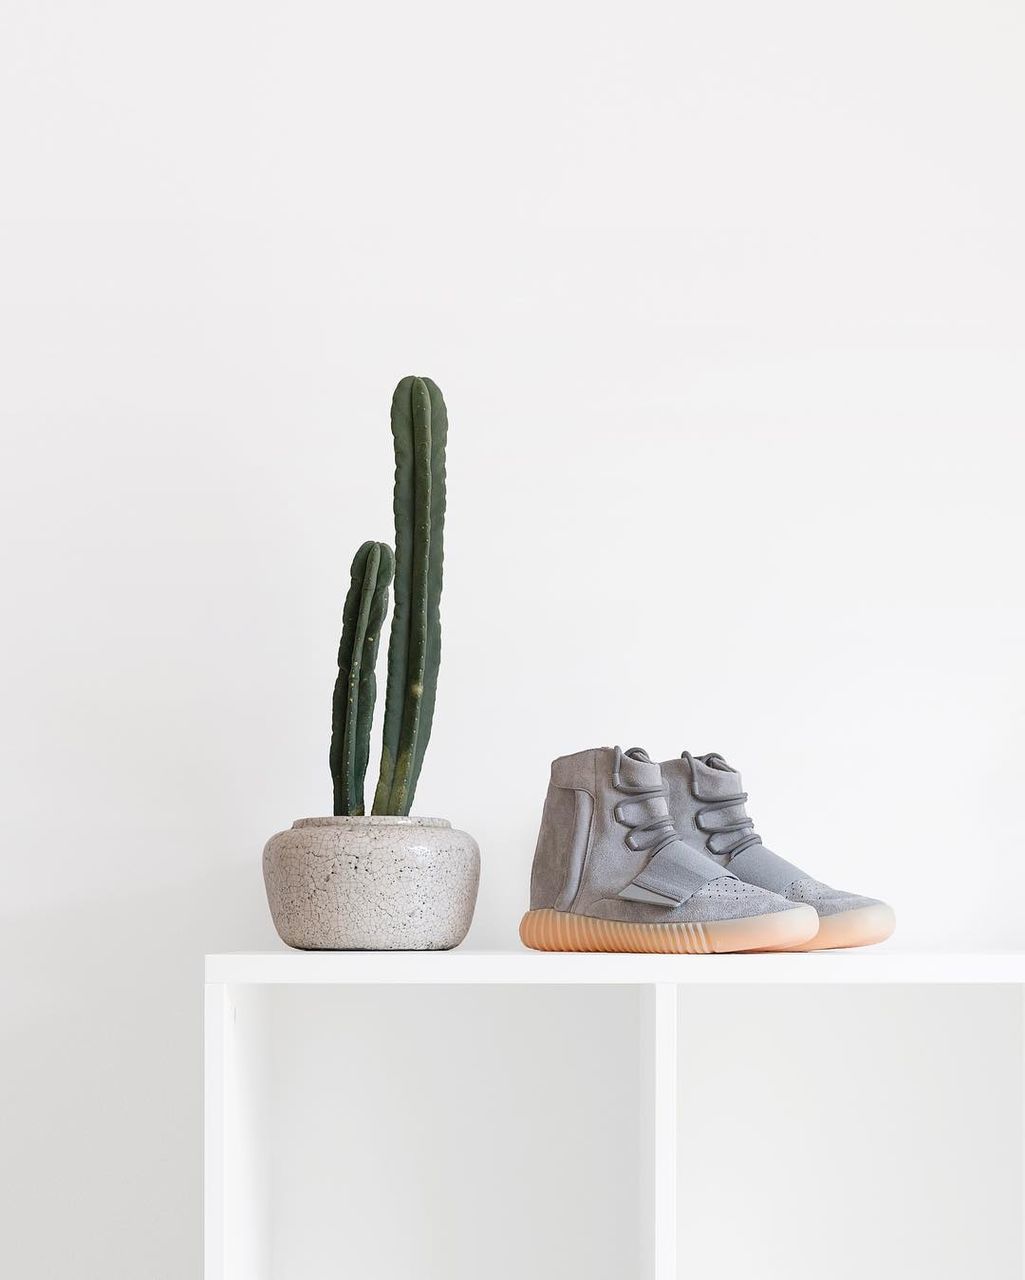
[520,746,819,954]
[659,750,896,951]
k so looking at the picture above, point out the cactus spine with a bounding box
[330,540,394,816]
[372,376,447,816]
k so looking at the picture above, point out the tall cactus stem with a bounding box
[406,376,447,800]
[373,376,448,815]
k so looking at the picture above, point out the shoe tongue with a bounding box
[619,746,662,789]
[689,751,742,797]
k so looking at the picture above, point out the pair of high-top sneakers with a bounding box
[521,747,895,953]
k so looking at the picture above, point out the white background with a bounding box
[1,0,1023,1275]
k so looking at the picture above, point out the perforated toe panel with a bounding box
[672,876,796,922]
[785,876,880,917]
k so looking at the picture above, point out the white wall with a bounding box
[0,0,1022,1275]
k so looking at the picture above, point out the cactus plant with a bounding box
[330,541,394,816]
[329,376,448,817]
[373,376,447,816]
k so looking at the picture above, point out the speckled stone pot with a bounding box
[263,816,480,951]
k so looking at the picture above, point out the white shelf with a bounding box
[206,946,1025,986]
[205,950,1025,1280]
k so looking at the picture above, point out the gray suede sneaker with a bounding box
[660,751,895,951]
[520,746,818,954]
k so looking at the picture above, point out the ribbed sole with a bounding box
[519,905,819,954]
[784,902,896,952]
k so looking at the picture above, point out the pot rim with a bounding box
[292,815,451,829]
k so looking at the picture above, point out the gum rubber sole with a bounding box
[784,902,896,952]
[519,904,819,954]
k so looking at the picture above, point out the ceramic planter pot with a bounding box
[263,815,480,951]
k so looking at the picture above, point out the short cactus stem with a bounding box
[330,540,393,816]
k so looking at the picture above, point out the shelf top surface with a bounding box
[205,947,1025,985]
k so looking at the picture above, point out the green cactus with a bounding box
[330,540,394,816]
[372,376,448,816]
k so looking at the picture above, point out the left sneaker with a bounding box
[520,746,819,954]
[660,751,895,951]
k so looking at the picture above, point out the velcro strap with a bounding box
[619,839,729,908]
[728,844,807,895]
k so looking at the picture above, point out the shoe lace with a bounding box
[613,747,679,856]
[684,750,762,859]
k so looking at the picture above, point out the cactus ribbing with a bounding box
[330,540,394,816]
[372,376,448,816]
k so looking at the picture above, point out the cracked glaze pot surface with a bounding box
[263,816,480,950]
